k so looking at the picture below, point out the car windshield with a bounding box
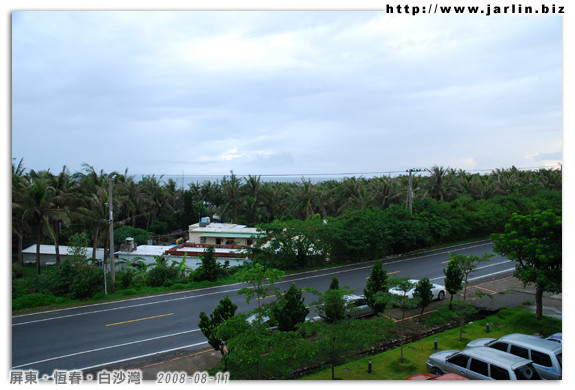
[514,363,541,380]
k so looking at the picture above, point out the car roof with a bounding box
[462,346,534,368]
[496,333,562,353]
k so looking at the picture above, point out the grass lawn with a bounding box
[302,307,561,380]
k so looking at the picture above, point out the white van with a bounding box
[426,346,541,380]
[466,333,562,380]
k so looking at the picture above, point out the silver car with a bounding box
[344,294,373,319]
[466,333,562,380]
[426,346,541,380]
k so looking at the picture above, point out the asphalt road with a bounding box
[12,240,511,377]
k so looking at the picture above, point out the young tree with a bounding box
[443,259,464,310]
[329,276,340,290]
[196,246,221,282]
[448,252,493,339]
[272,283,309,332]
[236,263,285,317]
[198,296,238,356]
[310,277,355,324]
[363,260,390,315]
[389,277,417,362]
[413,278,434,321]
[492,210,562,319]
[66,232,90,262]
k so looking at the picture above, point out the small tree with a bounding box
[311,277,354,324]
[66,232,90,261]
[198,296,238,356]
[449,252,493,340]
[389,277,417,362]
[363,260,390,315]
[195,246,221,282]
[413,278,434,321]
[443,259,464,310]
[272,283,309,331]
[329,276,339,290]
[236,263,285,317]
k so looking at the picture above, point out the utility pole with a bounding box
[405,168,423,214]
[109,176,116,293]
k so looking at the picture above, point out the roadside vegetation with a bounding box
[199,247,560,380]
[302,307,561,380]
[12,162,561,314]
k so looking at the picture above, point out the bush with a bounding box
[147,265,181,287]
[36,260,105,300]
[12,293,66,310]
[70,265,104,299]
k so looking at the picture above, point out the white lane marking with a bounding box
[12,329,202,369]
[77,341,209,374]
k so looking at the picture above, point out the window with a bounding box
[490,364,510,380]
[510,345,529,359]
[216,238,222,245]
[491,342,509,352]
[531,351,553,367]
[447,354,469,368]
[469,358,489,377]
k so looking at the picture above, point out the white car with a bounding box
[389,279,446,301]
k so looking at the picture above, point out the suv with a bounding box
[426,346,541,380]
[466,333,562,380]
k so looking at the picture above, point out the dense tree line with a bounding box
[12,158,561,274]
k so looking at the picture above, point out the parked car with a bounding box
[546,333,562,343]
[246,314,278,330]
[406,373,468,380]
[344,294,373,318]
[389,279,446,300]
[466,333,562,380]
[426,346,541,380]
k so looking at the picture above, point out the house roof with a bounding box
[189,222,261,237]
[23,245,105,256]
[116,245,174,256]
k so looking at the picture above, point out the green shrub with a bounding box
[116,288,138,297]
[36,260,104,300]
[147,265,181,287]
[70,265,104,299]
[12,293,65,310]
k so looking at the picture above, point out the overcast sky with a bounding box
[11,9,563,179]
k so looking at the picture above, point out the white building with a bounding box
[188,218,261,247]
[22,244,106,266]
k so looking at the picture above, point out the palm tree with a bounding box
[369,176,401,209]
[12,158,29,268]
[426,166,461,201]
[241,175,263,225]
[337,176,370,213]
[22,174,61,274]
[289,178,318,219]
[221,171,243,223]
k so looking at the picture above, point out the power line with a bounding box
[131,164,556,180]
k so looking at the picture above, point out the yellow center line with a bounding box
[106,313,174,327]
[366,270,400,279]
